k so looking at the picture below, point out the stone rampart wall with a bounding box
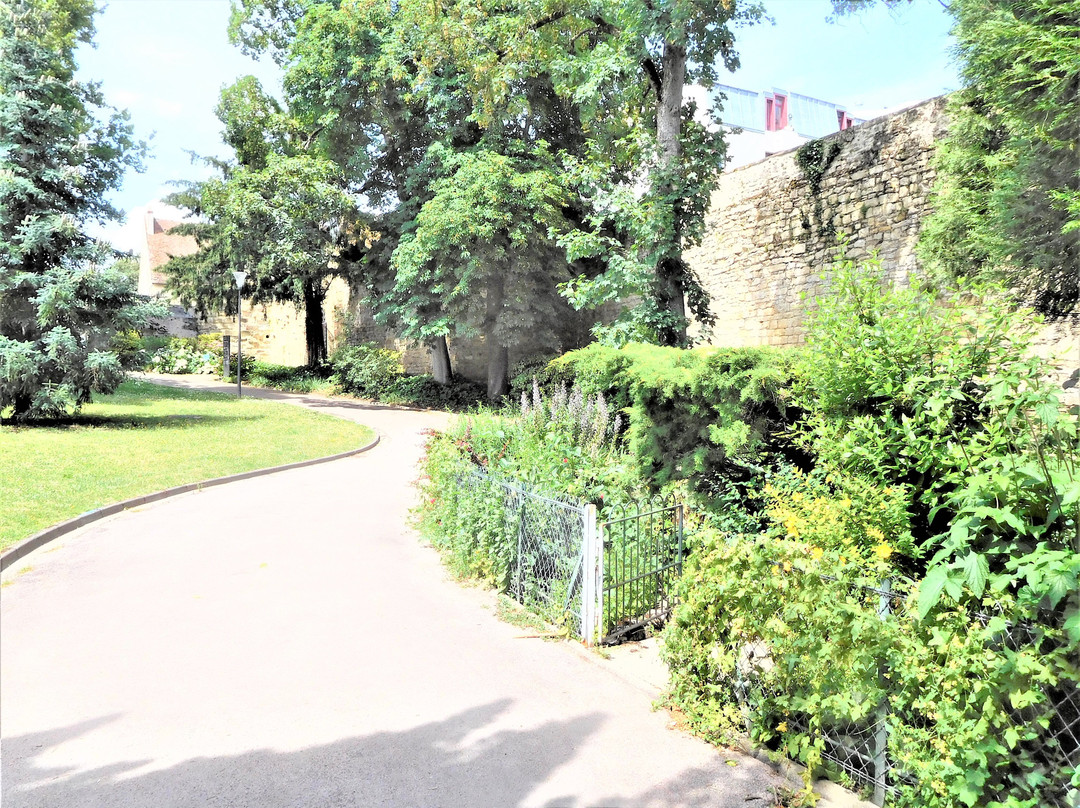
[688,95,1077,384]
[197,278,351,366]
[688,96,949,348]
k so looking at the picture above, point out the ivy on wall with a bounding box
[795,138,843,240]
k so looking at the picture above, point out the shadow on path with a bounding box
[2,701,777,808]
[3,701,597,808]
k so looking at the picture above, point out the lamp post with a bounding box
[232,271,247,397]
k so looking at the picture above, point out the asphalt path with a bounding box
[1,375,787,807]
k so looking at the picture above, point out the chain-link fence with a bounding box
[724,565,1080,807]
[461,469,593,638]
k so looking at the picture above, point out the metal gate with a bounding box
[461,469,683,647]
[597,498,684,644]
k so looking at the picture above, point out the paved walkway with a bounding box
[1,375,788,807]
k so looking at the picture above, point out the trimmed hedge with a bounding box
[549,342,795,508]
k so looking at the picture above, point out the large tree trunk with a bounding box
[430,336,453,386]
[11,392,32,420]
[655,40,688,347]
[302,281,327,366]
[487,343,509,401]
[485,275,510,401]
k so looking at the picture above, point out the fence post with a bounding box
[872,578,893,807]
[581,504,599,646]
[515,487,525,604]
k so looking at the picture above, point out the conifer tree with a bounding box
[0,0,154,420]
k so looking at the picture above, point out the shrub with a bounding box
[551,343,795,510]
[110,330,146,370]
[508,352,560,401]
[663,256,1079,808]
[417,381,642,584]
[663,530,1079,808]
[146,334,223,375]
[328,342,486,409]
[328,342,404,398]
[247,361,330,393]
[792,256,1078,623]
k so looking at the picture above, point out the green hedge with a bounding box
[664,530,1079,808]
[549,342,794,509]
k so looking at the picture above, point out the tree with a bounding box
[164,77,356,365]
[919,0,1080,316]
[231,0,596,397]
[390,144,579,399]
[386,0,765,346]
[0,0,155,420]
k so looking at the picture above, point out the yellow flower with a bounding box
[776,722,788,733]
[810,546,824,560]
[867,526,885,541]
[873,542,893,561]
[783,561,792,572]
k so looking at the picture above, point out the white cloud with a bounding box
[86,218,141,254]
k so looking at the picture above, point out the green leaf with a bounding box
[918,565,949,618]
[1064,606,1080,644]
[961,552,990,598]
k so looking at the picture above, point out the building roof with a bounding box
[715,85,865,139]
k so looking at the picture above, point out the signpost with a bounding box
[232,271,247,397]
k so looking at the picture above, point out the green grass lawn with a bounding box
[0,379,375,551]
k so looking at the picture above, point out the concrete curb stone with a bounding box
[0,434,380,573]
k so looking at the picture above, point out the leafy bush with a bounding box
[387,373,486,410]
[110,330,147,370]
[508,352,560,401]
[329,342,404,398]
[417,381,641,584]
[663,530,1079,808]
[663,257,1079,808]
[792,256,1078,623]
[328,342,485,409]
[146,334,226,375]
[247,361,331,393]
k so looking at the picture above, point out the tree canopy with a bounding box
[920,0,1080,316]
[0,0,155,420]
[164,75,356,365]
[221,0,907,392]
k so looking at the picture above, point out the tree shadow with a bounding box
[1,413,256,430]
[2,702,790,808]
[2,701,604,808]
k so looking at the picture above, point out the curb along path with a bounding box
[2,374,790,808]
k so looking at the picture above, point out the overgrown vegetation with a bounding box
[418,254,1078,807]
[661,259,1078,808]
[795,138,844,240]
[418,381,639,586]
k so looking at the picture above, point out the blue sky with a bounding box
[77,0,959,251]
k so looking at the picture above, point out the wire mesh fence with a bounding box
[722,562,1080,807]
[458,469,685,645]
[461,469,591,638]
